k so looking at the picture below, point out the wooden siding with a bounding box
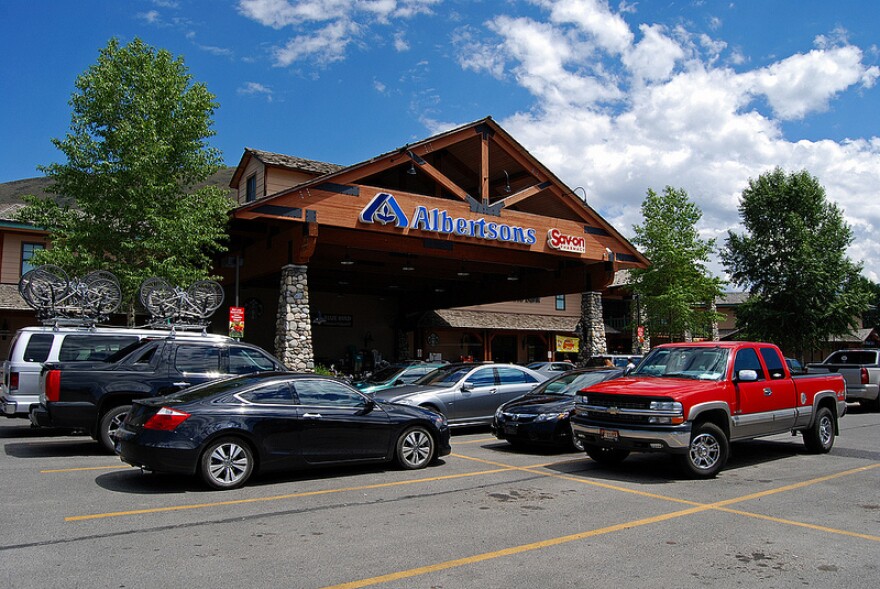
[266,168,318,196]
[459,294,580,317]
[1,232,46,284]
[235,158,265,204]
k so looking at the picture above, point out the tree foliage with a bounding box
[16,38,231,318]
[722,168,870,359]
[630,186,724,342]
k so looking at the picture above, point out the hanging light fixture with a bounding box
[407,151,417,175]
[340,250,354,265]
[503,170,511,193]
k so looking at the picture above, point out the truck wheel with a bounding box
[676,422,728,478]
[585,445,630,465]
[98,405,131,453]
[803,406,835,453]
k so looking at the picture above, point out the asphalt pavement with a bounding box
[0,405,878,589]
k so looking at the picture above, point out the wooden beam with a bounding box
[496,182,551,208]
[293,222,318,264]
[408,152,471,202]
[481,132,489,204]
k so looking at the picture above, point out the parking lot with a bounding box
[0,406,877,589]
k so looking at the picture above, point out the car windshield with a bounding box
[363,365,405,383]
[535,369,622,396]
[631,347,729,381]
[413,364,473,385]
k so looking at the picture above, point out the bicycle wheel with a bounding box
[82,270,122,315]
[186,280,225,318]
[18,265,69,310]
[139,277,177,318]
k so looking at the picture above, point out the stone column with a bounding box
[709,299,720,341]
[578,291,607,365]
[630,297,650,354]
[275,264,314,371]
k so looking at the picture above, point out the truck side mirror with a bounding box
[736,369,758,382]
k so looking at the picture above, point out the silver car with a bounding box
[371,363,547,427]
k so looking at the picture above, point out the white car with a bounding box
[526,361,576,375]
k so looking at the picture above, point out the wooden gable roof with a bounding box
[223,117,647,309]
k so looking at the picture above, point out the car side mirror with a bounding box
[361,398,375,414]
[461,381,474,392]
[736,369,758,382]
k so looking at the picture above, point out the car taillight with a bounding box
[44,370,61,402]
[143,407,191,431]
[9,372,19,391]
[861,367,869,385]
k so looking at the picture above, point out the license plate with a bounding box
[600,428,619,442]
[504,423,518,435]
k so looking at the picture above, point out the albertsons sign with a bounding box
[359,192,537,246]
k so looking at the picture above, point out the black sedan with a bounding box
[491,368,623,451]
[115,372,451,489]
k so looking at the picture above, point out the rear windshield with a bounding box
[825,351,879,365]
[58,335,140,362]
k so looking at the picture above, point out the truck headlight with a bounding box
[649,401,682,412]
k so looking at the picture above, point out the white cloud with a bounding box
[745,45,880,120]
[453,1,880,281]
[238,81,274,101]
[138,10,161,24]
[238,0,439,65]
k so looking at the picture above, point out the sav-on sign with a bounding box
[360,192,537,246]
[547,228,586,253]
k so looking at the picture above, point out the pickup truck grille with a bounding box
[575,394,669,426]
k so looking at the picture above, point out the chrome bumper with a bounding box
[571,420,692,452]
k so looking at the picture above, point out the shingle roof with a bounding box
[0,284,30,311]
[245,148,344,176]
[418,309,584,332]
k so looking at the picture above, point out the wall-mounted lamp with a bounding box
[407,151,418,175]
[573,186,587,202]
[503,170,511,193]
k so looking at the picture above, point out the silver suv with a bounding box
[1,326,176,419]
[371,363,547,427]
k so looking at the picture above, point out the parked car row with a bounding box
[4,324,856,489]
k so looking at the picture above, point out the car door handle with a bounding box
[763,388,772,396]
[173,382,190,387]
[489,388,497,394]
[303,413,322,419]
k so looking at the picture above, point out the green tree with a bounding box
[630,186,724,343]
[16,37,231,322]
[722,168,870,359]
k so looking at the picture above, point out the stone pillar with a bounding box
[578,291,607,365]
[709,299,720,341]
[275,264,314,371]
[631,297,650,355]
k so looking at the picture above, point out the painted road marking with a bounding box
[41,465,131,473]
[319,463,880,589]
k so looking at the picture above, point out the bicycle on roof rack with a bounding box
[138,277,225,328]
[19,265,122,323]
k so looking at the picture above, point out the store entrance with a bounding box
[491,334,517,363]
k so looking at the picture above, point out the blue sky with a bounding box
[2,1,879,280]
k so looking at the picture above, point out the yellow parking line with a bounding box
[321,463,879,589]
[452,452,703,506]
[65,466,518,522]
[41,465,132,473]
[717,507,880,542]
[321,505,711,589]
[452,437,499,445]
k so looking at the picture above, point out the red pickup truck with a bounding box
[570,342,846,478]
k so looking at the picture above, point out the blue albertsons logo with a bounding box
[359,192,537,246]
[359,192,409,227]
